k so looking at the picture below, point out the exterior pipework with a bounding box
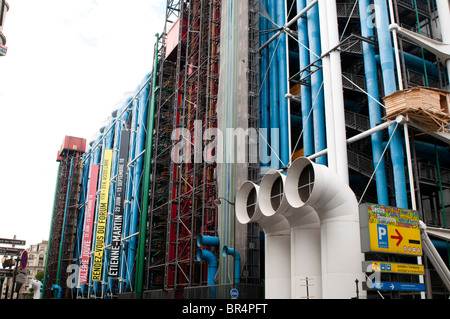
[306,0,326,165]
[197,234,220,297]
[268,0,281,169]
[119,96,139,293]
[374,0,408,209]
[125,72,152,290]
[359,0,389,205]
[297,0,314,157]
[285,158,365,299]
[235,181,291,299]
[222,246,241,285]
[275,0,290,168]
[135,39,159,299]
[260,0,270,170]
[258,170,321,299]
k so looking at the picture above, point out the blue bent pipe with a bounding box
[297,0,314,157]
[306,0,326,165]
[359,0,389,206]
[51,284,62,299]
[197,249,218,298]
[222,246,241,285]
[197,234,220,247]
[374,0,408,209]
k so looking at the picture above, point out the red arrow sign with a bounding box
[391,229,403,246]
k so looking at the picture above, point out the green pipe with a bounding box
[42,163,62,299]
[135,33,160,299]
[413,0,429,87]
[55,156,75,298]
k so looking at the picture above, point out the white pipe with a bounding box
[285,157,366,299]
[235,181,291,299]
[388,0,404,90]
[436,0,450,86]
[258,170,321,299]
[320,0,350,185]
[317,0,337,174]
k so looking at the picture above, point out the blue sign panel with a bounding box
[377,224,389,249]
[367,281,425,292]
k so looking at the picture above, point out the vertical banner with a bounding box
[92,149,113,281]
[79,164,100,285]
[108,130,130,277]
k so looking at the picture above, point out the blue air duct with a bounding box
[374,0,408,209]
[197,234,220,247]
[196,249,218,298]
[359,0,389,206]
[306,0,326,165]
[125,72,152,290]
[260,0,270,170]
[51,284,62,299]
[275,0,290,167]
[297,0,313,157]
[222,246,241,285]
[268,0,281,169]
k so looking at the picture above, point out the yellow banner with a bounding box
[92,149,113,281]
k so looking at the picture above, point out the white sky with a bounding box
[0,0,165,249]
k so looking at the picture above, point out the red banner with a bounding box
[79,164,99,284]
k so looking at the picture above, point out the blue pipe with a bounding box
[125,73,152,290]
[374,0,408,209]
[297,0,314,157]
[275,0,290,167]
[51,284,62,299]
[222,246,241,285]
[359,0,389,206]
[268,0,281,169]
[196,249,218,298]
[119,96,138,293]
[306,0,326,165]
[375,52,441,79]
[197,234,220,247]
[260,0,270,169]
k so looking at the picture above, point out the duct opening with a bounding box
[298,163,314,202]
[270,176,283,211]
[246,187,257,219]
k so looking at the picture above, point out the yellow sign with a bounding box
[365,261,424,275]
[360,204,422,256]
[92,149,113,281]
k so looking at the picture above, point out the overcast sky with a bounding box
[0,0,165,248]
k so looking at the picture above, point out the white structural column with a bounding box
[317,0,349,184]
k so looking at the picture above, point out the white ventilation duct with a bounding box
[258,170,322,299]
[285,157,366,299]
[235,181,291,299]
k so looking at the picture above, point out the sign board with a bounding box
[0,269,14,277]
[108,130,130,277]
[363,281,425,292]
[230,288,239,299]
[359,203,422,256]
[0,238,26,246]
[20,250,28,270]
[79,164,100,285]
[91,149,113,282]
[363,261,424,275]
[0,247,24,256]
